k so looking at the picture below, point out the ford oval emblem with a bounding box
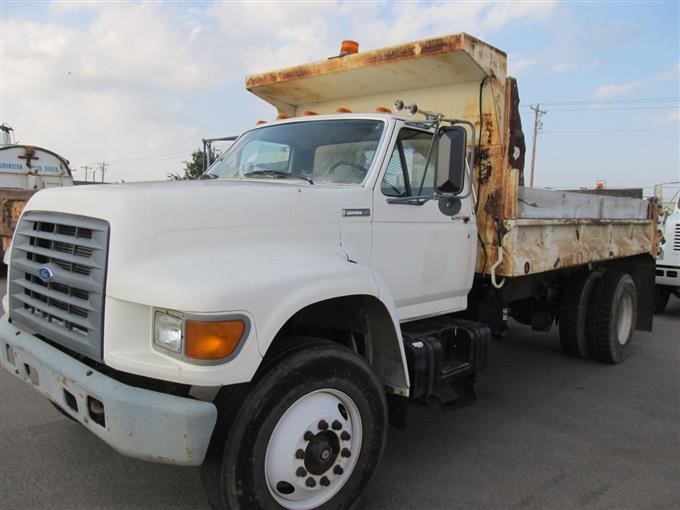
[38,266,53,283]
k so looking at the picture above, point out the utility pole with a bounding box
[80,165,92,182]
[98,162,108,183]
[529,104,547,188]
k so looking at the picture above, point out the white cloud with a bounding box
[508,55,539,75]
[652,63,680,83]
[2,1,558,181]
[593,62,679,99]
[552,61,576,73]
[660,111,680,125]
[593,80,644,99]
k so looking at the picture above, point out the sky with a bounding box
[1,0,678,198]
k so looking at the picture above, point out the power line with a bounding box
[542,106,678,112]
[539,128,679,133]
[520,96,678,108]
[106,149,194,163]
[82,149,195,167]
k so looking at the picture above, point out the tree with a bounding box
[168,148,216,180]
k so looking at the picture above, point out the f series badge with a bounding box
[341,208,371,217]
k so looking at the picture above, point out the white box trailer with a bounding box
[0,140,74,259]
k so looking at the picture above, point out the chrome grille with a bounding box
[674,223,680,252]
[8,211,109,362]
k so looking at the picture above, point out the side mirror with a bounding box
[436,126,467,194]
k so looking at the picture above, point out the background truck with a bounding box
[1,34,659,510]
[655,194,680,312]
[0,124,74,266]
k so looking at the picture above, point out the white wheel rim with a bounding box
[264,389,362,510]
[616,292,634,345]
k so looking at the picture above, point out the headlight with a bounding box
[154,312,183,353]
[154,310,248,362]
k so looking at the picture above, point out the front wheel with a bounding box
[201,340,388,510]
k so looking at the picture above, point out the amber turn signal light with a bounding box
[185,320,245,360]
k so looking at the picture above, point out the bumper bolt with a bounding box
[296,467,307,477]
[340,431,351,441]
[295,449,305,459]
[341,448,351,458]
[332,420,342,430]
[306,477,316,488]
[320,476,330,487]
[333,465,344,475]
[318,420,328,430]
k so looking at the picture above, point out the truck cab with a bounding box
[655,196,680,312]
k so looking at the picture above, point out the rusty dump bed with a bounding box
[246,33,660,278]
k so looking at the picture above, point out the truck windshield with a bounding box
[206,119,385,185]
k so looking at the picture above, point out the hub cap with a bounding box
[616,292,634,345]
[265,389,362,509]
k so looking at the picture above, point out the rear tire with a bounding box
[559,271,602,358]
[201,339,387,510]
[587,272,637,364]
[654,286,670,314]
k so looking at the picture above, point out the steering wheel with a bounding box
[327,161,368,182]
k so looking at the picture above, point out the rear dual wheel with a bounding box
[559,271,602,358]
[201,339,387,510]
[559,271,637,364]
[586,272,637,364]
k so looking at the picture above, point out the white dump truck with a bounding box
[0,124,74,264]
[1,34,660,510]
[655,195,680,312]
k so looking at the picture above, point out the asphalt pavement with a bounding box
[1,277,678,509]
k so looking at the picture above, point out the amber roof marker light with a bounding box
[339,40,359,56]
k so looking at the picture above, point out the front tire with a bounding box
[587,272,637,364]
[201,339,387,510]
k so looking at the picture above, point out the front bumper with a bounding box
[656,265,680,288]
[0,314,217,466]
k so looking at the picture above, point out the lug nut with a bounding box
[332,420,342,430]
[320,476,330,487]
[341,448,351,458]
[295,449,305,459]
[304,431,314,441]
[318,420,328,430]
[340,431,351,441]
[333,465,344,475]
[296,467,307,477]
[306,477,316,488]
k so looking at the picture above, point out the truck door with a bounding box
[371,127,477,321]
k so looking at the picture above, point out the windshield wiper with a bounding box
[244,170,313,185]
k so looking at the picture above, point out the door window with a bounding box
[381,129,434,197]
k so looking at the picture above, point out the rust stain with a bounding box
[484,189,501,218]
[476,147,492,184]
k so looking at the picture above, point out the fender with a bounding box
[107,245,410,393]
